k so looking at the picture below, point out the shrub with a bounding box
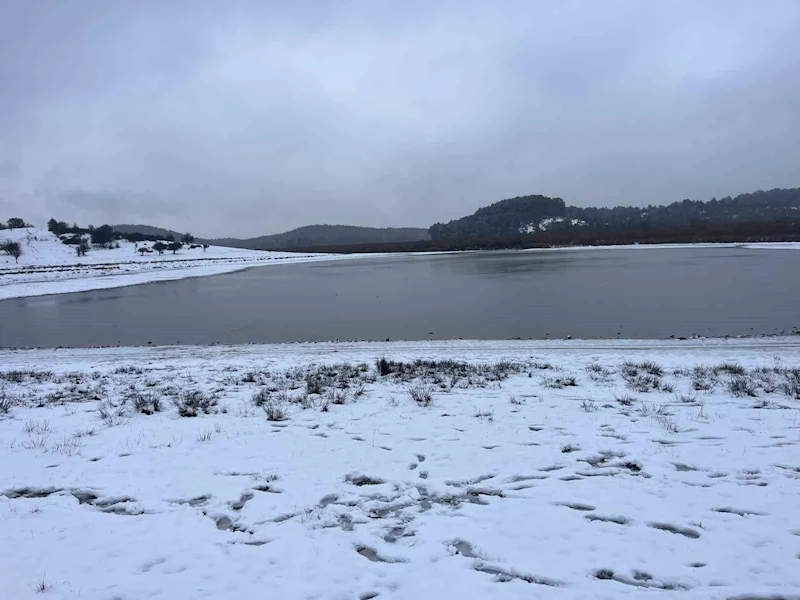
[408,384,434,406]
[0,390,12,414]
[615,394,635,406]
[306,375,324,395]
[376,357,395,376]
[90,225,114,247]
[544,376,577,389]
[263,402,287,421]
[675,391,698,404]
[328,389,347,405]
[636,361,664,377]
[715,362,746,376]
[779,369,800,399]
[1,240,22,262]
[252,388,271,407]
[96,399,127,424]
[626,373,661,393]
[174,391,217,417]
[6,217,29,229]
[128,391,162,415]
[727,375,758,398]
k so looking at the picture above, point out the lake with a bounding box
[1,247,799,348]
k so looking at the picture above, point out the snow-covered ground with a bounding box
[0,227,361,300]
[1,338,799,600]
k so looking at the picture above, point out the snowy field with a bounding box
[0,227,360,300]
[1,338,799,600]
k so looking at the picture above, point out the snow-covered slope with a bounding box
[0,337,799,599]
[0,227,359,300]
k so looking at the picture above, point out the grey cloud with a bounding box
[1,0,799,237]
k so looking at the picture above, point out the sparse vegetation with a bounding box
[263,400,287,421]
[408,384,434,407]
[615,394,636,406]
[128,391,162,415]
[727,375,758,398]
[173,391,217,417]
[252,388,272,407]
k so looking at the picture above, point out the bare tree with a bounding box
[1,240,22,263]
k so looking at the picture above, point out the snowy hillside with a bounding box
[0,227,358,300]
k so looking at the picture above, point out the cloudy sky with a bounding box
[1,0,799,237]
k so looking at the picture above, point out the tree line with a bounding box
[429,188,800,241]
[277,219,800,254]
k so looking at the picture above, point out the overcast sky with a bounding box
[1,0,799,237]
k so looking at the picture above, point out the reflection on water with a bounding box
[1,247,799,348]
[429,251,580,276]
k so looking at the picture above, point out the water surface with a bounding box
[1,247,798,347]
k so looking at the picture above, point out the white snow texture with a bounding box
[1,338,799,599]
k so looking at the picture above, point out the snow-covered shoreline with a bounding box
[3,226,799,301]
[1,337,799,599]
[0,226,368,300]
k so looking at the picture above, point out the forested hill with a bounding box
[208,225,430,250]
[429,188,800,240]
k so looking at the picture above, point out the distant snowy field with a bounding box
[0,227,360,300]
[1,338,799,600]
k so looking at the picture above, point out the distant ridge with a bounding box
[112,224,187,240]
[208,224,430,250]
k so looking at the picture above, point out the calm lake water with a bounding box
[1,247,799,348]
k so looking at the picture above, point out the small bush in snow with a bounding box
[636,361,664,377]
[174,391,217,417]
[0,240,22,262]
[715,362,746,376]
[626,373,661,393]
[727,375,758,398]
[544,375,577,389]
[96,399,126,421]
[263,402,287,421]
[579,399,597,412]
[778,369,800,399]
[615,394,635,406]
[0,390,12,414]
[306,375,324,395]
[408,384,434,407]
[128,391,162,415]
[252,388,271,407]
[376,357,396,377]
[657,415,683,434]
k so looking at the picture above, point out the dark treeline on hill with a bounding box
[429,188,800,241]
[47,220,194,245]
[278,219,800,254]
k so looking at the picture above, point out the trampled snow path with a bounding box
[1,338,799,599]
